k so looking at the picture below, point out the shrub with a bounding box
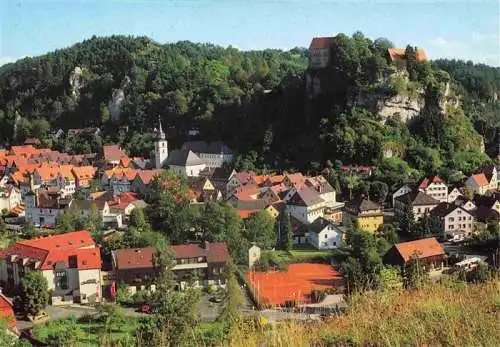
[310,289,327,303]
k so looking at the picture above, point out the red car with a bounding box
[140,303,162,314]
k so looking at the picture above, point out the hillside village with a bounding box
[0,35,498,345]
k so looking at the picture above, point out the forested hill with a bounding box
[0,34,499,181]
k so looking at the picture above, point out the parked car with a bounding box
[140,303,162,314]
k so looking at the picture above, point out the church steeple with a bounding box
[157,115,165,140]
[155,115,168,169]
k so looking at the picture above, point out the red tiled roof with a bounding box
[10,145,38,156]
[0,231,99,271]
[0,294,16,331]
[418,174,444,189]
[234,184,260,201]
[113,242,230,269]
[120,156,131,168]
[309,37,335,50]
[72,166,96,180]
[135,169,162,185]
[394,237,444,263]
[388,47,427,62]
[471,173,489,187]
[237,209,260,219]
[266,175,285,185]
[103,145,127,162]
[173,242,230,263]
[104,167,137,181]
[234,171,254,184]
[285,172,306,188]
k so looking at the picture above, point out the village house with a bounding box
[453,196,477,211]
[24,188,72,227]
[343,198,383,232]
[0,186,22,213]
[392,183,415,207]
[283,172,306,189]
[447,187,463,203]
[33,164,76,198]
[430,202,475,241]
[383,237,445,268]
[181,141,234,168]
[465,173,490,195]
[0,231,102,305]
[226,171,255,197]
[394,190,440,221]
[107,192,146,222]
[103,144,128,168]
[108,169,138,196]
[474,165,498,190]
[307,217,344,249]
[112,241,230,293]
[165,149,206,177]
[199,167,236,199]
[286,186,326,225]
[417,174,448,203]
[130,169,162,197]
[187,176,221,203]
[71,166,97,189]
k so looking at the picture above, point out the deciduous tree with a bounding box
[15,271,49,317]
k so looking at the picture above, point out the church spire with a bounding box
[158,115,165,140]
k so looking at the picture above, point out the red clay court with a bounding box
[247,263,343,306]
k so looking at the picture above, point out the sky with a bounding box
[0,0,499,67]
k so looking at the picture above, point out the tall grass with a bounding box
[229,279,500,347]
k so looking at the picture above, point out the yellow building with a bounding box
[343,198,383,232]
[265,204,280,219]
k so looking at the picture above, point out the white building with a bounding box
[181,141,233,168]
[394,190,440,221]
[24,189,72,227]
[430,203,475,241]
[0,186,22,213]
[165,150,206,177]
[447,187,463,203]
[286,186,326,225]
[392,183,414,207]
[155,117,169,169]
[0,231,102,305]
[307,217,344,249]
[417,175,448,203]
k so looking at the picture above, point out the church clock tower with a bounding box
[155,116,168,169]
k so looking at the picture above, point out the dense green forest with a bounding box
[0,34,498,182]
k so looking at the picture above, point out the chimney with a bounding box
[29,173,34,192]
[35,189,39,208]
[203,241,210,250]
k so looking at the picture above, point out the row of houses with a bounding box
[0,231,230,306]
[393,169,500,241]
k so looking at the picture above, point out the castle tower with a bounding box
[155,116,168,169]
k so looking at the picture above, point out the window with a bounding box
[333,241,336,246]
[324,234,328,239]
[55,271,68,290]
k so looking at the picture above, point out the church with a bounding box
[154,118,232,177]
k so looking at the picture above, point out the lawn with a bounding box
[263,244,348,264]
[33,314,139,346]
